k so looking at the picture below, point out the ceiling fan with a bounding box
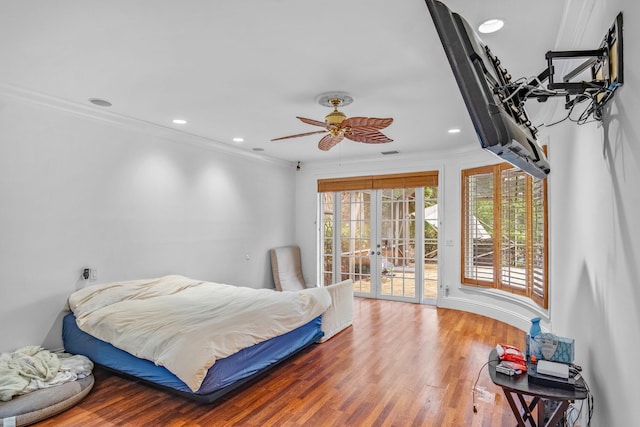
[271,93,393,151]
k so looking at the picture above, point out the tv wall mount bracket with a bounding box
[491,12,623,121]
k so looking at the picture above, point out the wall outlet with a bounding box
[82,267,98,281]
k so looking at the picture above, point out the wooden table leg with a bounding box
[503,389,541,427]
[537,399,545,426]
[516,394,540,426]
[502,389,570,427]
[544,400,570,427]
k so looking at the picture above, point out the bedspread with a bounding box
[67,275,331,391]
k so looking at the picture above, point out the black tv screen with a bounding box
[426,0,550,179]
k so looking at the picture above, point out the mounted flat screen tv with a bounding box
[426,0,550,179]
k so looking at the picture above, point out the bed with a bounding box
[62,275,348,403]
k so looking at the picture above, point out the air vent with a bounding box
[381,150,399,155]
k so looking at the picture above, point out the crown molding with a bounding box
[0,83,291,168]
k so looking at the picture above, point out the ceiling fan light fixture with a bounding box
[325,109,347,126]
[270,91,393,151]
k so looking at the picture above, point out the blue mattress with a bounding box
[62,312,323,402]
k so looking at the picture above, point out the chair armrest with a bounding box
[319,279,354,342]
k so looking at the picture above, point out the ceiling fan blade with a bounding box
[271,130,328,141]
[297,116,330,128]
[342,117,393,130]
[344,128,393,144]
[318,134,344,151]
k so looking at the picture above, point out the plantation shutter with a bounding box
[500,168,528,295]
[461,163,548,309]
[462,167,495,285]
[531,176,548,307]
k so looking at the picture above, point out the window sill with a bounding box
[459,283,550,320]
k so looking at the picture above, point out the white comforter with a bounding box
[68,275,331,392]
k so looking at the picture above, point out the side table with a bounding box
[488,349,588,427]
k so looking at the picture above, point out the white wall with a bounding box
[0,89,297,352]
[295,1,639,423]
[545,0,639,425]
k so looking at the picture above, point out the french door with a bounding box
[320,185,438,304]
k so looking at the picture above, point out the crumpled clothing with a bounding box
[23,353,93,393]
[8,346,60,381]
[0,346,93,401]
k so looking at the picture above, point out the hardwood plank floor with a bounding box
[36,298,525,426]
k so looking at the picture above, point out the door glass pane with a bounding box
[321,193,334,286]
[423,186,438,299]
[340,191,373,295]
[379,188,417,298]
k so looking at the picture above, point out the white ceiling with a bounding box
[0,0,566,164]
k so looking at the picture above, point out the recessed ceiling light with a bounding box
[448,128,461,134]
[89,98,112,107]
[478,18,504,34]
[233,137,244,143]
[172,119,187,125]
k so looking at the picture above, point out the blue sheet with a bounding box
[62,312,323,397]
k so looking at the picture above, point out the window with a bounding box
[461,164,548,308]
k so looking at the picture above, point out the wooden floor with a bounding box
[37,298,525,426]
